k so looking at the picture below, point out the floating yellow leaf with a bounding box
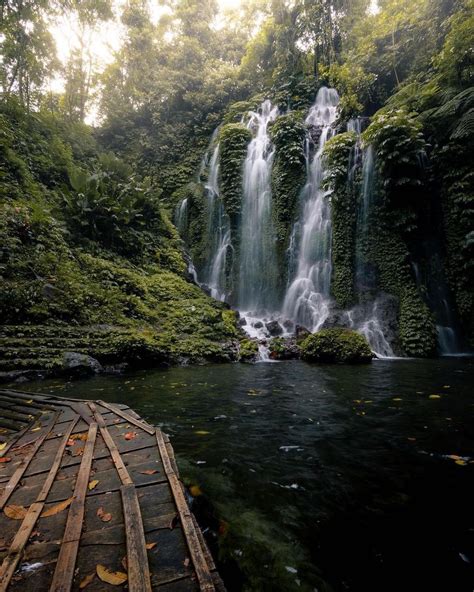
[4,505,27,520]
[392,398,403,401]
[429,395,441,399]
[31,426,41,432]
[88,479,99,491]
[455,460,467,466]
[41,497,73,517]
[0,442,7,451]
[194,431,210,436]
[189,485,202,497]
[79,573,95,589]
[96,564,128,585]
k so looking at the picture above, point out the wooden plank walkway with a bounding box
[0,389,223,592]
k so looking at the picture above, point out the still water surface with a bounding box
[17,358,474,592]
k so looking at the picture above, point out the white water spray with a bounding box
[238,100,279,314]
[283,87,339,331]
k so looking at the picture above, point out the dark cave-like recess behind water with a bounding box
[16,357,474,592]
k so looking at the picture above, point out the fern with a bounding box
[450,108,474,139]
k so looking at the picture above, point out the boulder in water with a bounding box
[253,321,263,329]
[62,352,103,377]
[269,337,299,360]
[266,320,283,336]
[300,329,373,364]
[295,325,311,341]
[239,339,259,363]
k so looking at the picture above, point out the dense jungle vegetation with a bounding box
[0,0,473,378]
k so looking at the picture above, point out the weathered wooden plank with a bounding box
[98,401,155,435]
[0,414,57,510]
[88,403,133,486]
[49,421,98,592]
[89,403,153,591]
[0,419,78,590]
[156,430,215,592]
[121,483,153,592]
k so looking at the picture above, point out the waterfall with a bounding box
[355,145,376,292]
[238,100,279,313]
[282,87,339,331]
[411,260,460,355]
[174,197,188,237]
[345,126,396,358]
[203,144,232,302]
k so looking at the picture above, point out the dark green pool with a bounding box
[12,357,474,591]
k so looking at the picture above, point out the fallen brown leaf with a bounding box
[184,557,190,567]
[0,457,11,463]
[41,497,73,518]
[169,514,179,530]
[97,507,112,522]
[71,433,88,441]
[96,564,127,585]
[124,432,137,441]
[4,505,27,520]
[79,572,95,589]
[146,542,157,550]
[121,556,128,572]
[139,469,158,475]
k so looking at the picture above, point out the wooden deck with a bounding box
[0,389,223,592]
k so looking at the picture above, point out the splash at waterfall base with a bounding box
[174,87,469,362]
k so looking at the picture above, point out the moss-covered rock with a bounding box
[300,328,373,364]
[268,337,299,360]
[239,339,259,362]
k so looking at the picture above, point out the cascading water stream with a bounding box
[238,100,279,314]
[411,261,460,355]
[282,87,339,331]
[174,198,188,237]
[202,144,232,301]
[344,122,396,358]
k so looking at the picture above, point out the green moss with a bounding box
[270,111,306,268]
[239,339,258,362]
[219,123,251,230]
[300,328,372,364]
[399,286,437,357]
[324,132,358,308]
[0,102,240,375]
[221,309,238,336]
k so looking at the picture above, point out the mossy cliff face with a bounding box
[219,123,252,232]
[269,111,306,271]
[363,112,437,356]
[435,131,474,347]
[323,131,357,309]
[0,101,239,379]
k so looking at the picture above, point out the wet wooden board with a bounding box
[0,390,223,592]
